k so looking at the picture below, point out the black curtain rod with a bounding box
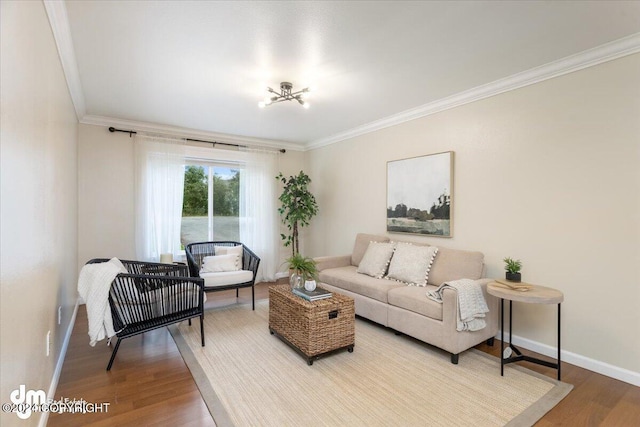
[109,126,137,137]
[108,126,286,153]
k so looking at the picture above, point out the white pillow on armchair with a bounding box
[201,254,239,273]
[214,245,243,266]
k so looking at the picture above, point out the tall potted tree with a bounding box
[276,171,319,257]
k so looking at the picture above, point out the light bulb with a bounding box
[303,102,310,109]
[258,101,266,108]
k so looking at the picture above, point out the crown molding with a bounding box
[80,115,303,152]
[306,32,640,151]
[43,0,86,120]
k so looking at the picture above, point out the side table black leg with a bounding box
[558,303,561,381]
[509,300,521,356]
[500,298,504,376]
[509,299,512,348]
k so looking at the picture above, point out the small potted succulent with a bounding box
[285,253,319,291]
[503,257,522,282]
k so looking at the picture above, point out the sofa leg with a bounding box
[487,337,495,346]
[450,353,459,364]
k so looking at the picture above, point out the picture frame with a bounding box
[386,151,454,237]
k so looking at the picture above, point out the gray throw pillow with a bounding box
[386,242,438,286]
[356,242,395,279]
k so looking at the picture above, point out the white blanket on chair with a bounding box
[427,278,489,332]
[77,258,128,346]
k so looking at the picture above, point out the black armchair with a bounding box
[86,259,205,370]
[185,241,260,310]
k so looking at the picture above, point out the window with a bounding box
[181,163,240,247]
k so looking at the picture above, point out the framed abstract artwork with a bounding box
[386,151,454,237]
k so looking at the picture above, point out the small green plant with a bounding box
[503,257,522,274]
[285,253,318,281]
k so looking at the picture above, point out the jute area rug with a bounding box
[170,301,572,427]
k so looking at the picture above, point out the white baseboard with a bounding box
[496,330,640,387]
[39,297,80,427]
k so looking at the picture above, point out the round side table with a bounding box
[487,281,564,380]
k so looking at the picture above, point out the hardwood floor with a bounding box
[49,282,640,426]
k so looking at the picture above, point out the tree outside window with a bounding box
[181,165,240,247]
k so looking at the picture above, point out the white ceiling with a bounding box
[62,1,640,149]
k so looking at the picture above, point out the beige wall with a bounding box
[306,54,640,375]
[0,2,79,426]
[78,125,136,268]
[78,123,305,274]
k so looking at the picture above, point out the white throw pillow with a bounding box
[386,242,438,286]
[357,242,395,279]
[201,254,239,273]
[214,245,243,266]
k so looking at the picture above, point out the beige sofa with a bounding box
[315,233,499,364]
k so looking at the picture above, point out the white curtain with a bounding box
[239,148,279,282]
[134,135,186,261]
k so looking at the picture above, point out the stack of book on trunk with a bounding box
[292,287,332,301]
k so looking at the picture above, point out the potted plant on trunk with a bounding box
[286,253,319,291]
[503,257,522,282]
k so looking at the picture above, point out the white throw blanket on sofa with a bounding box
[77,258,128,346]
[427,278,489,332]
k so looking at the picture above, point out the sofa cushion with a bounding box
[357,242,395,278]
[428,246,484,286]
[351,233,389,267]
[319,266,403,303]
[386,243,438,286]
[200,270,253,288]
[387,285,443,321]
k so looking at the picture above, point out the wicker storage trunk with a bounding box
[269,284,355,365]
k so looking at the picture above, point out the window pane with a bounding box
[212,167,239,241]
[181,164,240,248]
[181,165,209,247]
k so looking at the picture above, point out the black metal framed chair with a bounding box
[185,241,261,310]
[86,259,205,371]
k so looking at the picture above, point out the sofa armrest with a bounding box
[475,278,496,304]
[314,255,352,271]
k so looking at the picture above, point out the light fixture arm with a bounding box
[259,82,310,108]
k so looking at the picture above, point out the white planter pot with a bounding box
[304,280,317,291]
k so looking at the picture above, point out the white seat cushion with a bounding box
[200,270,253,288]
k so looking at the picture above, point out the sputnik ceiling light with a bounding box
[258,82,311,109]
